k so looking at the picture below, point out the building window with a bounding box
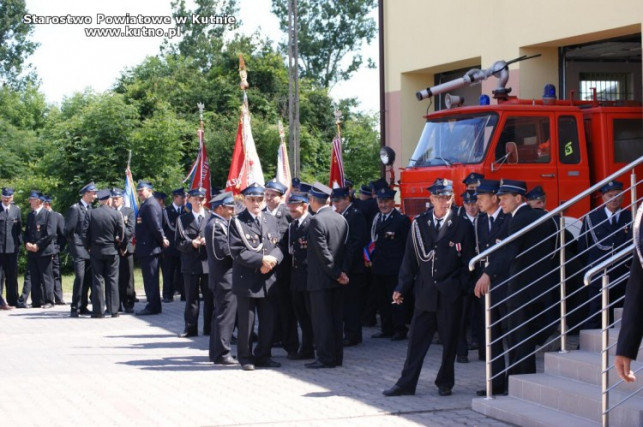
[495,117,551,164]
[579,72,633,101]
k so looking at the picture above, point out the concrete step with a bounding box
[580,329,643,362]
[544,350,643,393]
[509,373,643,425]
[614,307,623,324]
[472,396,598,427]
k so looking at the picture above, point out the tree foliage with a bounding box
[271,0,377,89]
[0,0,39,88]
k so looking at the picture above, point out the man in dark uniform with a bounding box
[0,187,22,307]
[476,179,556,376]
[176,188,212,337]
[383,178,475,397]
[285,191,315,360]
[112,188,136,313]
[82,190,124,318]
[370,186,411,341]
[473,179,511,395]
[153,191,167,209]
[331,186,368,346]
[66,182,97,317]
[44,196,66,305]
[355,182,380,328]
[615,203,643,384]
[24,191,57,309]
[162,188,185,303]
[305,182,349,369]
[205,192,238,365]
[228,183,284,371]
[263,179,297,357]
[135,180,169,316]
[463,172,484,191]
[578,180,632,329]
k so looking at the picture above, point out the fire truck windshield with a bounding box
[407,113,498,167]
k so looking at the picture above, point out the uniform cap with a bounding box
[308,182,332,199]
[153,191,167,200]
[97,189,112,201]
[265,178,287,195]
[187,187,206,198]
[344,178,354,188]
[171,188,186,197]
[298,183,312,194]
[370,178,389,192]
[330,187,350,200]
[241,182,265,196]
[427,178,453,196]
[474,180,500,195]
[28,190,43,200]
[42,195,53,204]
[463,172,484,186]
[496,179,527,196]
[375,187,397,199]
[79,182,97,194]
[291,177,301,190]
[287,192,308,204]
[461,190,477,203]
[1,187,14,197]
[359,184,372,195]
[211,191,235,207]
[136,180,153,190]
[525,185,546,200]
[600,181,623,194]
[111,188,124,198]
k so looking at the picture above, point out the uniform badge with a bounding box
[136,217,142,224]
[495,239,502,244]
[449,241,454,247]
[455,242,461,252]
[36,225,40,232]
[385,231,395,239]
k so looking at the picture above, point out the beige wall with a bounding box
[383,0,643,166]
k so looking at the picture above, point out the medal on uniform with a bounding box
[449,241,454,247]
[36,225,40,232]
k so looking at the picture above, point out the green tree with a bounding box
[271,0,377,89]
[0,0,39,88]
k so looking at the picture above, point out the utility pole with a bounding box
[287,0,300,178]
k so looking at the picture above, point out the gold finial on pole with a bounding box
[239,54,249,90]
[334,109,343,140]
[197,103,205,130]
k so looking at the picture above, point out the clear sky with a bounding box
[24,0,380,113]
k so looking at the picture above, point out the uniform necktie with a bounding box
[255,215,261,228]
[435,218,442,231]
[489,216,494,232]
[197,215,202,225]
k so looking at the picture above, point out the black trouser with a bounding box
[291,290,314,355]
[52,253,64,303]
[457,293,473,357]
[373,273,407,335]
[236,295,275,365]
[360,268,377,325]
[0,252,19,306]
[275,279,299,354]
[343,272,364,343]
[309,287,344,366]
[71,256,92,311]
[118,253,135,310]
[161,254,182,299]
[209,285,237,361]
[183,273,211,333]
[395,296,462,393]
[140,254,162,313]
[90,254,120,315]
[28,254,54,307]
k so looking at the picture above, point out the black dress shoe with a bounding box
[178,330,198,338]
[382,385,414,396]
[438,387,452,396]
[55,301,66,305]
[91,313,105,318]
[70,310,79,318]
[124,307,134,314]
[162,297,173,303]
[42,303,54,309]
[371,332,393,339]
[136,308,160,316]
[15,300,27,309]
[456,355,469,363]
[305,360,335,369]
[214,354,239,365]
[111,313,120,318]
[255,359,281,368]
[391,332,407,341]
[241,363,255,371]
[79,308,91,315]
[134,297,140,303]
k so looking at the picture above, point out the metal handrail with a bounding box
[583,243,634,427]
[469,155,643,271]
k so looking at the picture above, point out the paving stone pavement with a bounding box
[0,295,518,426]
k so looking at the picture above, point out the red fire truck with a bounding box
[395,56,643,222]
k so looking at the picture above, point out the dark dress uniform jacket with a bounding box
[65,202,91,259]
[229,210,284,298]
[163,205,183,257]
[0,204,22,253]
[205,213,233,291]
[176,210,210,274]
[25,208,57,256]
[397,209,475,311]
[371,209,411,276]
[265,204,292,238]
[306,206,349,291]
[52,211,66,253]
[118,206,135,254]
[340,204,368,275]
[578,207,632,269]
[82,205,124,256]
[135,196,165,258]
[479,210,511,297]
[288,214,312,291]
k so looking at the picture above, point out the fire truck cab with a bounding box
[398,58,643,222]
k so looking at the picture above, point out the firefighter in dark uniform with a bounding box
[473,179,511,395]
[205,192,238,365]
[24,191,57,308]
[355,182,380,328]
[456,190,479,363]
[0,187,22,308]
[285,191,315,360]
[176,187,212,337]
[263,178,297,356]
[81,190,124,318]
[65,182,97,316]
[578,180,632,329]
[383,178,475,397]
[135,180,169,315]
[228,183,284,371]
[331,186,368,346]
[370,186,411,340]
[44,196,66,305]
[305,182,349,369]
[162,188,185,303]
[111,188,136,313]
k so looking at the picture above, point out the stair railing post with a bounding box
[601,272,609,427]
[631,168,637,224]
[559,214,568,353]
[484,289,493,399]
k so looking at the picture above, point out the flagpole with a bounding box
[334,109,342,141]
[197,103,205,189]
